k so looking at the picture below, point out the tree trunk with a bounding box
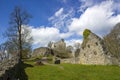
[19,25,22,60]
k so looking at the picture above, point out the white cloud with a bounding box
[69,0,120,37]
[55,8,64,17]
[31,0,120,49]
[65,39,82,47]
[29,26,73,48]
[60,32,73,39]
[79,0,95,12]
[49,8,74,32]
[31,27,60,47]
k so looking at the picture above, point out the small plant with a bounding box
[82,29,91,48]
[83,29,91,39]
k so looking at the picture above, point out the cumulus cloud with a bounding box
[60,32,73,39]
[69,0,120,36]
[29,26,73,48]
[31,27,60,46]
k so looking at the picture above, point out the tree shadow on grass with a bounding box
[16,62,33,80]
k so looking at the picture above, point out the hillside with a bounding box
[24,59,120,80]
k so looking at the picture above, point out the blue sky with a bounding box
[0,0,120,49]
[0,0,80,28]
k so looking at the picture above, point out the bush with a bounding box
[82,29,91,48]
[83,29,91,39]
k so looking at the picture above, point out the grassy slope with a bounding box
[24,61,120,80]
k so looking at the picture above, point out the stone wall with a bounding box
[60,58,80,64]
[32,47,52,57]
[79,32,113,65]
[0,56,19,80]
[51,39,66,50]
[60,31,120,65]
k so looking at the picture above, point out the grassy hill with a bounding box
[23,60,120,80]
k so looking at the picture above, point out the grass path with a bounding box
[24,60,120,80]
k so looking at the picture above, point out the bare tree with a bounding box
[6,6,32,60]
[0,42,8,61]
[21,26,33,58]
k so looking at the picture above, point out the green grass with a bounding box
[24,60,120,80]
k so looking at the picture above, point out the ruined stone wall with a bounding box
[50,39,72,58]
[60,58,80,64]
[79,32,112,65]
[32,47,52,57]
[0,56,19,80]
[53,39,66,50]
[61,58,75,64]
[60,31,119,65]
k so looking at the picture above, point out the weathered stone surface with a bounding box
[51,39,66,51]
[79,30,112,65]
[50,39,72,58]
[60,58,75,64]
[33,39,73,59]
[32,47,52,57]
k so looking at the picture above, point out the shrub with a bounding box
[82,29,91,48]
[83,29,91,39]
